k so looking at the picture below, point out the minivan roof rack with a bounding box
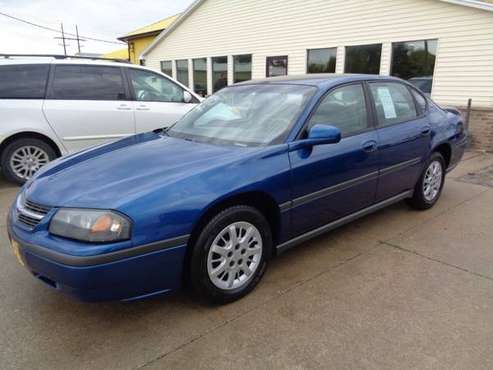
[0,54,130,63]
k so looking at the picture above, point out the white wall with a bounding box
[144,0,493,108]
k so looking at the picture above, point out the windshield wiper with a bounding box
[153,126,169,135]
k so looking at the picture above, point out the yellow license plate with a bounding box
[10,239,25,266]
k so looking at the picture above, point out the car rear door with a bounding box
[288,83,379,236]
[43,64,135,153]
[367,81,431,201]
[125,67,197,133]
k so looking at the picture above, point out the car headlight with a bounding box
[49,209,131,243]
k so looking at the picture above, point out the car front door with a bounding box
[288,83,379,237]
[367,81,432,201]
[126,68,197,133]
[43,64,135,153]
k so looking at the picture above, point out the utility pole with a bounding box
[54,23,85,55]
[60,23,67,55]
[75,25,81,53]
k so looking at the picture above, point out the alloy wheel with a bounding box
[207,221,263,290]
[9,146,50,180]
[423,160,443,202]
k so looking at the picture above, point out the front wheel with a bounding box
[407,152,445,210]
[190,206,272,304]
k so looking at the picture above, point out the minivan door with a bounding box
[367,81,431,201]
[289,83,379,237]
[43,64,135,153]
[125,68,196,133]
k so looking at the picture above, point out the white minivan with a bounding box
[0,56,200,184]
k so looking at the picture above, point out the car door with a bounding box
[43,64,135,153]
[288,83,379,236]
[125,68,197,133]
[367,81,432,201]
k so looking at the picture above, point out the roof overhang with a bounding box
[118,30,163,42]
[140,0,493,60]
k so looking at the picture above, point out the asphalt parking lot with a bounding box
[1,151,493,370]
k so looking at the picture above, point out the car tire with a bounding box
[407,152,446,210]
[190,205,272,304]
[1,138,57,185]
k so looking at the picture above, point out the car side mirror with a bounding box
[183,91,193,103]
[289,124,341,151]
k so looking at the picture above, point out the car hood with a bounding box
[26,132,253,208]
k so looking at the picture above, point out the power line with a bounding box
[0,11,125,45]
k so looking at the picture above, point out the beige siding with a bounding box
[144,0,493,108]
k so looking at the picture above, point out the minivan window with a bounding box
[51,65,126,100]
[128,68,185,103]
[0,64,49,99]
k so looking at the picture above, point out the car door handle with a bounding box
[117,104,132,111]
[421,125,432,136]
[362,140,378,153]
[136,105,150,111]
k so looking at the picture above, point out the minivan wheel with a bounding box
[407,152,445,210]
[1,138,57,185]
[190,205,272,304]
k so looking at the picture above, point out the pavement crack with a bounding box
[135,251,366,369]
[380,241,493,283]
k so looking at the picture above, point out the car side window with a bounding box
[0,64,50,99]
[51,65,127,100]
[128,68,185,103]
[369,82,418,126]
[308,84,368,137]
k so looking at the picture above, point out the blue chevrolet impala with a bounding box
[8,74,467,303]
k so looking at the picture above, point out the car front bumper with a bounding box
[7,215,189,302]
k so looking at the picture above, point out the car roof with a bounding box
[236,73,403,89]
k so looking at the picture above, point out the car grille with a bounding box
[16,196,52,230]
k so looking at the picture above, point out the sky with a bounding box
[0,0,195,55]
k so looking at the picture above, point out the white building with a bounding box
[142,0,493,149]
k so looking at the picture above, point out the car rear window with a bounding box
[50,65,127,100]
[0,64,49,99]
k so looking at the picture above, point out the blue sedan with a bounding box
[7,74,467,303]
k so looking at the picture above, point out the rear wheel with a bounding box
[190,206,272,304]
[407,152,445,210]
[1,138,57,185]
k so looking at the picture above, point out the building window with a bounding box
[307,48,336,74]
[391,39,437,95]
[176,59,189,87]
[160,61,172,77]
[233,54,252,83]
[193,58,208,97]
[266,56,288,77]
[345,44,382,74]
[212,56,228,93]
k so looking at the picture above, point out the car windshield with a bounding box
[167,84,316,146]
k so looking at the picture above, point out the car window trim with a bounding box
[125,67,195,104]
[366,80,420,128]
[294,81,375,141]
[406,84,429,117]
[46,64,130,101]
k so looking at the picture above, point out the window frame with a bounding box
[123,67,196,103]
[266,55,288,77]
[233,54,253,84]
[160,60,173,77]
[306,47,337,74]
[366,80,421,128]
[390,38,438,79]
[296,81,375,141]
[0,63,51,100]
[344,43,382,75]
[46,64,130,101]
[192,57,208,96]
